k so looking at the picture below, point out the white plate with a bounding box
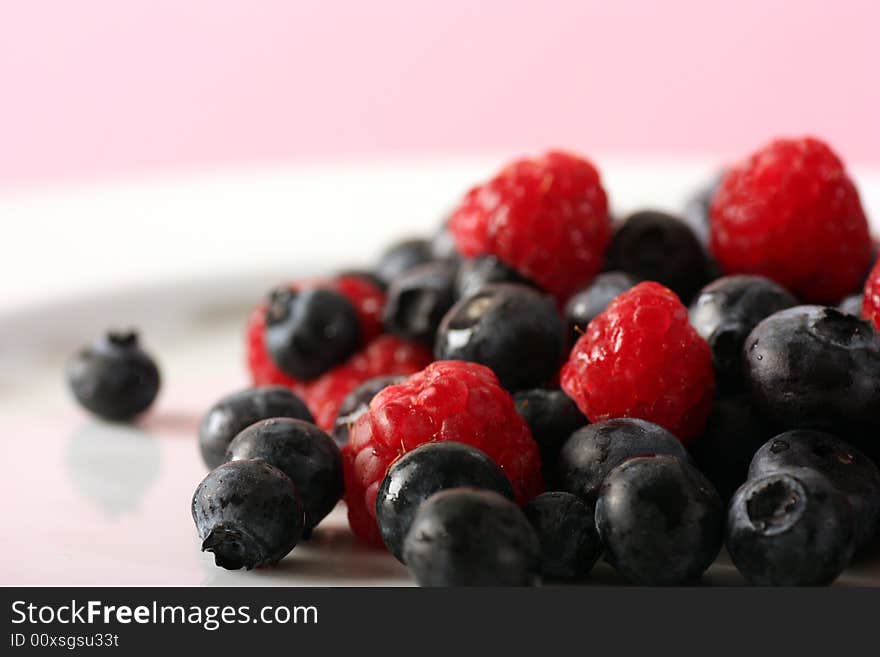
[2,159,879,586]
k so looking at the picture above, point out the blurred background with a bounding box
[1,0,879,310]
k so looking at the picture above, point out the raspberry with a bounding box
[862,258,880,329]
[245,275,386,388]
[342,361,544,545]
[449,151,609,300]
[561,282,715,442]
[304,335,433,431]
[710,137,871,303]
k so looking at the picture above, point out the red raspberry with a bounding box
[449,151,609,300]
[561,282,715,442]
[245,275,386,387]
[342,360,544,545]
[862,258,880,329]
[304,335,433,431]
[710,137,870,303]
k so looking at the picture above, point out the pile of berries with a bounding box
[68,137,880,586]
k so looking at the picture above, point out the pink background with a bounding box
[1,0,878,189]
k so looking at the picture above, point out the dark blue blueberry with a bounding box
[523,491,601,581]
[726,469,855,586]
[192,459,304,570]
[605,210,710,302]
[564,271,639,345]
[331,375,405,447]
[454,255,532,300]
[513,388,587,486]
[690,275,797,388]
[376,441,514,562]
[402,488,540,586]
[198,386,313,469]
[688,393,774,502]
[839,293,863,317]
[375,238,434,287]
[749,430,880,551]
[67,330,160,421]
[226,418,343,536]
[434,283,564,391]
[743,306,880,449]
[596,455,724,585]
[557,418,688,503]
[264,287,361,380]
[382,261,457,346]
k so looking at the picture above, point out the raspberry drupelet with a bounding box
[449,151,610,301]
[561,282,715,442]
[709,137,871,303]
[341,361,544,545]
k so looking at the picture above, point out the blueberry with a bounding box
[689,275,797,388]
[375,238,434,287]
[67,330,160,421]
[331,375,405,447]
[376,441,515,562]
[564,271,639,344]
[522,491,601,581]
[557,418,688,503]
[726,470,855,585]
[402,488,540,586]
[513,389,587,485]
[605,210,710,302]
[743,306,880,447]
[839,293,863,317]
[264,287,361,380]
[596,455,724,585]
[192,459,305,570]
[748,430,880,550]
[688,394,773,502]
[455,256,532,300]
[434,283,564,391]
[382,262,457,345]
[198,386,313,469]
[226,418,343,536]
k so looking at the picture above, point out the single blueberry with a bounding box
[402,488,540,586]
[264,287,361,380]
[435,283,564,391]
[606,210,710,302]
[726,470,855,586]
[596,455,724,585]
[192,459,304,570]
[67,330,160,421]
